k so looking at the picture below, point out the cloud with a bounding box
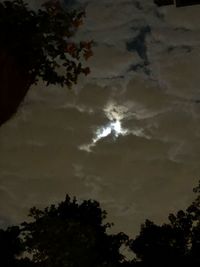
[126,25,151,62]
[1,0,200,237]
[163,4,200,30]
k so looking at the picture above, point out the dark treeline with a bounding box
[1,182,200,267]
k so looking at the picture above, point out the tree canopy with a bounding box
[21,196,128,267]
[129,181,200,266]
[1,182,200,267]
[0,196,128,267]
[0,0,92,126]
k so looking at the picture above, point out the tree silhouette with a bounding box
[0,225,32,267]
[0,0,92,126]
[129,182,200,267]
[1,182,200,267]
[21,195,128,267]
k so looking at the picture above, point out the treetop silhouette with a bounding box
[20,195,128,267]
[1,182,200,266]
[129,181,200,266]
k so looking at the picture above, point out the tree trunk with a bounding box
[0,48,33,126]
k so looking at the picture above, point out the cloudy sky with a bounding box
[1,0,200,236]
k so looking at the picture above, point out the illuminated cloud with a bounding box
[1,0,200,236]
[79,102,130,152]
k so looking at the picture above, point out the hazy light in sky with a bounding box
[79,103,129,152]
[111,120,121,135]
[93,119,128,143]
[92,102,129,143]
[94,125,112,140]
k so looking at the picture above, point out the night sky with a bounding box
[1,0,200,236]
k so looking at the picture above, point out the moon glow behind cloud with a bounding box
[1,0,200,235]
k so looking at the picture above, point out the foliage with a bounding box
[129,181,200,266]
[0,0,92,87]
[0,226,24,267]
[1,182,200,267]
[21,195,128,267]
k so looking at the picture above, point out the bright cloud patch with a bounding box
[79,102,129,151]
[93,120,128,143]
[93,102,129,144]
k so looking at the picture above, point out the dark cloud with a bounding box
[134,1,143,10]
[167,45,192,53]
[126,25,151,63]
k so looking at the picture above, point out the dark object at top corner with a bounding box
[154,0,200,7]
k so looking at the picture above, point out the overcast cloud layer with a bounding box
[1,0,200,236]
